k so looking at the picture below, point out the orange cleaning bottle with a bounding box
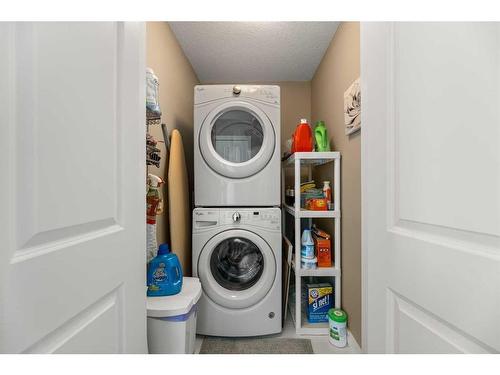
[292,118,313,153]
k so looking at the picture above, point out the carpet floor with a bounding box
[199,337,314,354]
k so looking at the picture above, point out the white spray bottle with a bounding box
[146,173,163,263]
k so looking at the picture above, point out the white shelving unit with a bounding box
[282,152,341,335]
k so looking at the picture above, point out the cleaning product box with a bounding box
[306,282,333,323]
[312,226,332,267]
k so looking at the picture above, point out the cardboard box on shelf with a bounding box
[312,226,332,267]
[306,282,333,323]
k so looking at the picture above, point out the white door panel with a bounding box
[23,288,122,354]
[387,290,490,354]
[362,22,500,353]
[395,23,500,236]
[0,22,147,353]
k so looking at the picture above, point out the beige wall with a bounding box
[311,22,361,345]
[277,81,311,152]
[146,22,199,253]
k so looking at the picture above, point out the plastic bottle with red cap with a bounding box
[291,118,314,153]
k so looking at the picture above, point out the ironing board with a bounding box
[168,129,191,276]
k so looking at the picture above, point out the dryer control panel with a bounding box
[195,85,280,105]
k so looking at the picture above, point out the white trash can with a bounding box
[147,277,202,354]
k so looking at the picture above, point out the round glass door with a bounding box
[197,229,276,309]
[211,110,264,164]
[210,237,264,291]
[199,102,276,179]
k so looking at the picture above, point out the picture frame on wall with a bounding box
[344,77,361,135]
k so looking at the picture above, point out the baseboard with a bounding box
[347,329,362,353]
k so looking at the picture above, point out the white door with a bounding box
[199,101,275,178]
[0,22,147,353]
[362,22,500,353]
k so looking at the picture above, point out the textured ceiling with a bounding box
[169,22,339,82]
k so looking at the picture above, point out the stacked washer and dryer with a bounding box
[192,85,282,337]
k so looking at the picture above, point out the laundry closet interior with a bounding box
[145,22,361,354]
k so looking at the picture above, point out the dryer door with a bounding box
[198,229,276,309]
[199,101,276,178]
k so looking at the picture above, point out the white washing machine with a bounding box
[192,207,282,336]
[194,85,280,207]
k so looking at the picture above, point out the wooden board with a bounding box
[282,236,293,326]
[168,129,191,276]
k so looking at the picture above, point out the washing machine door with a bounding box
[199,101,276,179]
[198,229,276,309]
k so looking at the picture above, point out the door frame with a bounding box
[360,21,370,354]
[360,21,395,353]
[360,21,399,354]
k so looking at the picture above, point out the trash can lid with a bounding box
[147,277,202,318]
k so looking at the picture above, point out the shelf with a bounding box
[292,259,340,277]
[299,319,329,335]
[282,151,341,336]
[283,152,341,167]
[301,267,339,277]
[284,204,339,218]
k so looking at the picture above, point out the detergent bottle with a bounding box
[322,181,332,203]
[314,121,331,152]
[147,244,183,296]
[146,68,162,119]
[301,229,315,259]
[146,174,164,263]
[292,119,313,153]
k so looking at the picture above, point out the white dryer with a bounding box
[194,85,280,207]
[192,207,282,337]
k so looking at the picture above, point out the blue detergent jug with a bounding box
[147,243,183,296]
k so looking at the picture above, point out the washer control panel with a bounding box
[221,209,280,230]
[193,209,219,229]
[193,208,280,231]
